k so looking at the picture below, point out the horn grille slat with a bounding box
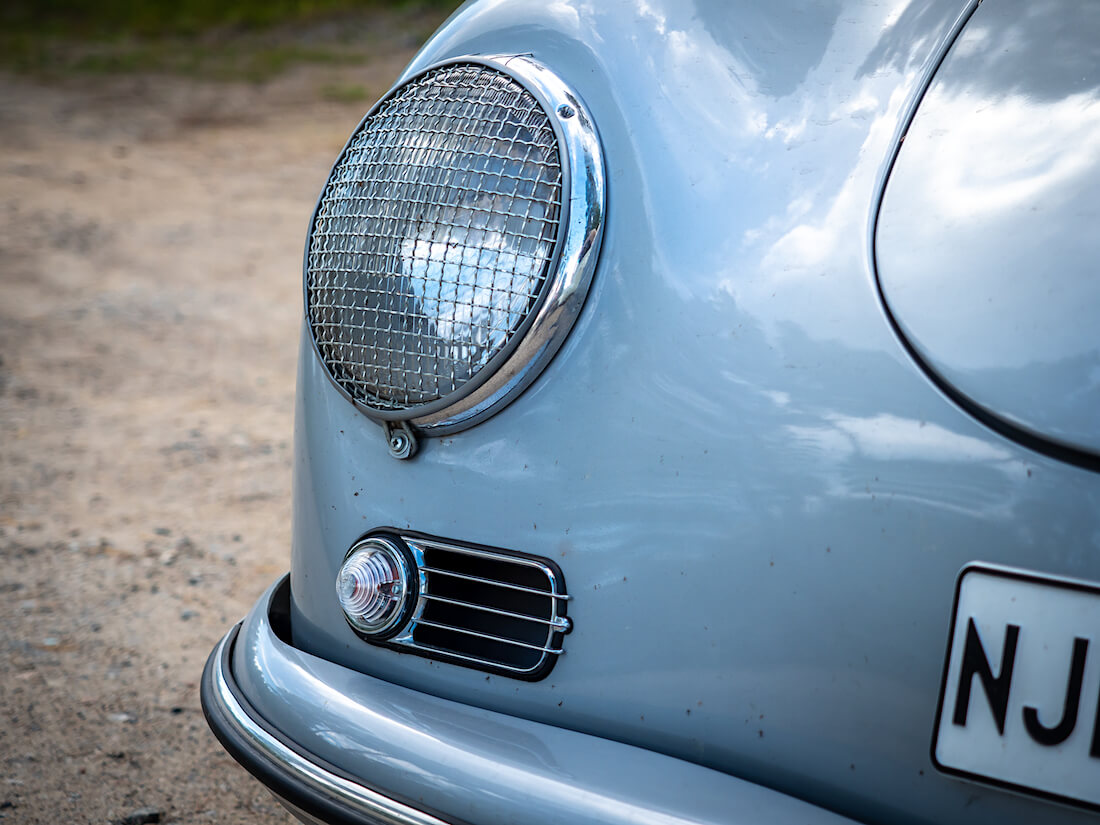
[386,535,569,679]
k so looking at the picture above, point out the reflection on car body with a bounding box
[201,1,1100,823]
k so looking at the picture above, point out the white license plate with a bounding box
[932,564,1100,811]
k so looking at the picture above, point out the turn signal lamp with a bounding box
[336,537,413,637]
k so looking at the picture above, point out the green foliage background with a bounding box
[2,0,456,37]
[0,0,461,79]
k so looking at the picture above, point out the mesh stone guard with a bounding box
[303,55,605,457]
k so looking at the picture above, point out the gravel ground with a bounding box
[0,27,428,824]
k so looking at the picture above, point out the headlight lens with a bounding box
[307,63,563,414]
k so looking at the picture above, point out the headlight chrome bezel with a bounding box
[303,54,606,451]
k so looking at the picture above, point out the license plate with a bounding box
[932,564,1100,811]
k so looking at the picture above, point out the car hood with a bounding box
[875,0,1100,461]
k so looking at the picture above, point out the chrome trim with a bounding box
[338,536,415,637]
[384,533,570,677]
[413,619,566,654]
[410,55,606,434]
[302,54,606,440]
[206,631,450,825]
[417,566,572,600]
[419,593,573,630]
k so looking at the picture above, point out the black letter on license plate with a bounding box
[1023,637,1089,746]
[953,619,1019,735]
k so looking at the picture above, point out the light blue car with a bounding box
[200,0,1100,823]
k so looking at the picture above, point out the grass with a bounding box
[1,0,457,38]
[1,33,378,82]
[0,0,461,82]
[320,82,372,103]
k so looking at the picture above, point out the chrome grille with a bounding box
[306,64,564,414]
[390,534,569,679]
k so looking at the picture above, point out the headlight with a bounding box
[305,56,605,456]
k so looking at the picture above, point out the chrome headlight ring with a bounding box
[303,55,606,458]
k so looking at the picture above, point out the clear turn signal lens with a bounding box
[336,537,412,637]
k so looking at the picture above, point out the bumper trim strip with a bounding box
[201,626,453,825]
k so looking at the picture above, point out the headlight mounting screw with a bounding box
[383,421,418,460]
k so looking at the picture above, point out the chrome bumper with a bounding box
[203,625,450,825]
[202,576,863,825]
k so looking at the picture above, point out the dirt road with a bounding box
[0,34,423,824]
